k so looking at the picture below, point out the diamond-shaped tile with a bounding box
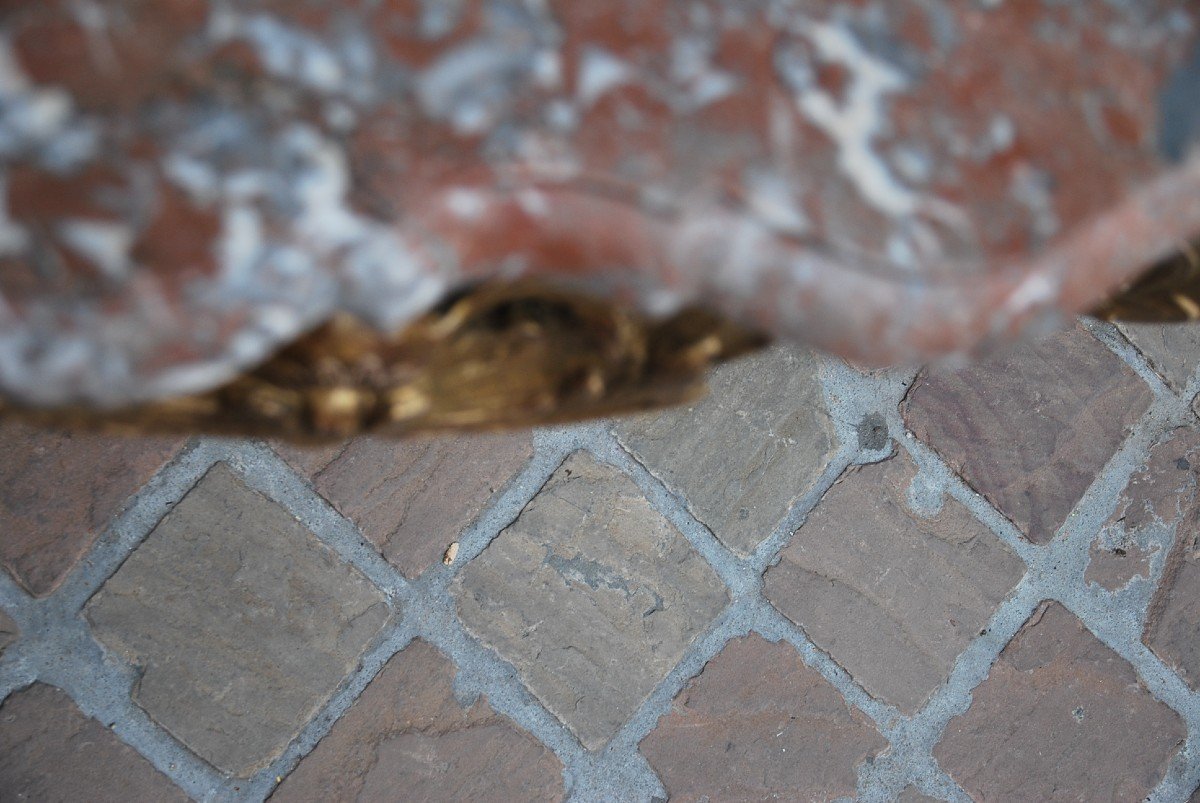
[0,420,183,595]
[274,640,564,801]
[903,326,1152,543]
[0,683,188,801]
[764,451,1024,712]
[640,635,885,800]
[936,602,1184,800]
[453,452,728,749]
[275,431,533,578]
[86,463,390,776]
[615,345,835,555]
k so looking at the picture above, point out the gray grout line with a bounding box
[38,622,227,802]
[603,599,756,755]
[441,426,582,573]
[222,441,413,602]
[223,623,418,803]
[417,602,588,765]
[756,600,901,734]
[1153,738,1200,803]
[757,580,1041,803]
[4,321,1200,803]
[566,754,666,803]
[903,581,1044,738]
[898,433,1039,564]
[0,592,228,801]
[564,600,763,802]
[877,767,971,803]
[53,437,217,612]
[747,447,858,575]
[1083,316,1177,398]
[586,429,761,594]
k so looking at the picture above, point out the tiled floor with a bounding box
[2,317,1200,801]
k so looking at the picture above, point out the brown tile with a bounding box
[0,421,183,595]
[272,640,564,802]
[640,635,885,801]
[0,683,187,802]
[764,451,1024,712]
[615,345,836,555]
[453,452,728,750]
[936,602,1184,801]
[903,327,1152,543]
[275,430,533,578]
[1117,322,1200,390]
[86,463,390,776]
[1145,508,1200,690]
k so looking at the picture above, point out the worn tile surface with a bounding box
[615,345,836,555]
[0,683,187,802]
[275,431,533,578]
[273,640,564,802]
[641,635,885,801]
[1145,502,1200,690]
[1087,427,1200,591]
[904,326,1152,543]
[1118,322,1200,390]
[936,602,1185,801]
[765,452,1024,712]
[454,452,727,749]
[0,421,182,595]
[86,463,391,776]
